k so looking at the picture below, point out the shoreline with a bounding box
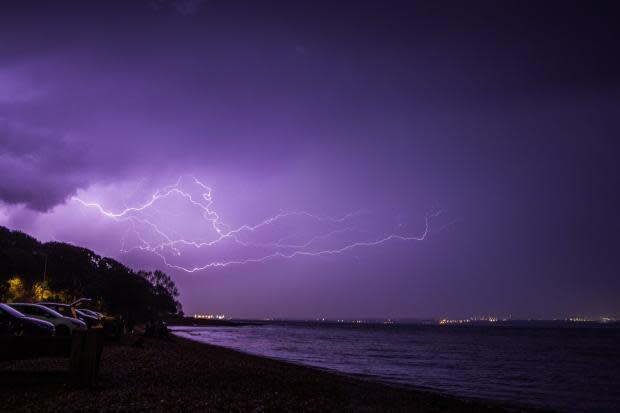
[0,334,555,412]
[172,330,556,413]
[173,328,451,393]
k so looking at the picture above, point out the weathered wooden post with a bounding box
[69,328,104,386]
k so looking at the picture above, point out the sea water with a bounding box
[171,322,620,413]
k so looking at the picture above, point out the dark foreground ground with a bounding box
[0,335,550,413]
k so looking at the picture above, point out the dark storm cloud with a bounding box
[0,118,88,211]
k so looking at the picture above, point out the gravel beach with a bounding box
[0,335,538,413]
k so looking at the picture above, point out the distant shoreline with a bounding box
[164,315,255,327]
[171,316,620,330]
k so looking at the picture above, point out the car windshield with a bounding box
[81,309,99,317]
[0,303,27,318]
[27,305,65,318]
[43,307,65,318]
[9,304,37,315]
[76,309,95,317]
[41,303,72,316]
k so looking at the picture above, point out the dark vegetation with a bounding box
[0,226,182,323]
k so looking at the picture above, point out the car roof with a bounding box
[10,303,65,318]
[75,309,98,317]
[0,302,26,317]
[71,297,92,307]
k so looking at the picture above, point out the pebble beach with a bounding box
[0,335,546,413]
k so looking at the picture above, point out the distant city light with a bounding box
[439,316,503,325]
[437,316,617,325]
[194,313,226,320]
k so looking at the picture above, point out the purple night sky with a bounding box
[1,0,618,319]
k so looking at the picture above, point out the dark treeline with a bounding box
[0,226,182,322]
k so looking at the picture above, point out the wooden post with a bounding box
[69,328,104,386]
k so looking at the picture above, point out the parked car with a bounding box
[0,303,55,360]
[78,308,123,339]
[38,301,100,327]
[39,299,123,339]
[76,309,102,326]
[78,309,104,319]
[8,303,87,335]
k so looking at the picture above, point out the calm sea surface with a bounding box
[171,322,620,413]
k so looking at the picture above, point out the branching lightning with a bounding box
[72,176,441,272]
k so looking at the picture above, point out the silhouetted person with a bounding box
[144,320,156,337]
[157,319,170,339]
[126,312,135,335]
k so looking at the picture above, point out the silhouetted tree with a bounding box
[139,270,183,315]
[0,226,182,323]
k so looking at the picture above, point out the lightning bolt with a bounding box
[72,176,441,272]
